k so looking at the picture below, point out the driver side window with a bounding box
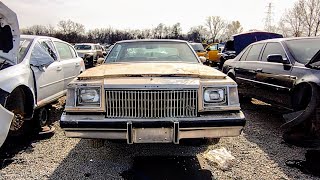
[30,40,56,67]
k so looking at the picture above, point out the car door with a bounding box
[234,43,265,97]
[254,42,294,106]
[30,39,64,104]
[54,41,81,89]
[95,45,103,58]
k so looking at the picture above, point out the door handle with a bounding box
[75,63,80,67]
[56,67,62,71]
[256,68,263,72]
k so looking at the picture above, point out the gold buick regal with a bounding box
[60,39,245,144]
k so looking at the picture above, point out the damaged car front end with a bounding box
[60,40,246,144]
[0,1,21,147]
[0,89,15,147]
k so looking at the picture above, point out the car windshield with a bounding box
[105,41,199,63]
[190,43,205,52]
[74,44,92,50]
[18,38,33,63]
[286,39,320,64]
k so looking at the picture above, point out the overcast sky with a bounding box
[2,0,296,33]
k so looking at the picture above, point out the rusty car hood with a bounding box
[0,2,20,65]
[78,63,226,80]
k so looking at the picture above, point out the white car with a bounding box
[0,2,85,147]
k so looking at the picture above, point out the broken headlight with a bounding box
[77,88,101,106]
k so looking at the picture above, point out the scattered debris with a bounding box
[203,147,235,171]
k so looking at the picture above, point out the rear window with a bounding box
[74,44,92,50]
[106,41,199,63]
[190,43,205,52]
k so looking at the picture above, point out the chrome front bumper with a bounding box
[0,104,15,147]
[60,111,245,144]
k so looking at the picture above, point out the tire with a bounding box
[33,106,50,130]
[5,88,27,136]
[282,83,320,147]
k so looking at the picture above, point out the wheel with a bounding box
[282,83,320,146]
[33,106,50,129]
[5,88,28,136]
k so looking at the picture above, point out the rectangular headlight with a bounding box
[77,87,101,107]
[203,87,226,104]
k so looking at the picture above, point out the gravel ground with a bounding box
[0,98,319,180]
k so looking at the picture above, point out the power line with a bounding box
[264,2,274,32]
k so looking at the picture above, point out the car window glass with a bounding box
[30,41,55,67]
[106,42,198,63]
[209,45,218,51]
[40,40,58,60]
[245,44,264,61]
[261,43,287,62]
[54,41,73,60]
[239,46,251,61]
[69,45,77,58]
[18,39,32,63]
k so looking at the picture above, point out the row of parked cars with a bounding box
[223,37,320,140]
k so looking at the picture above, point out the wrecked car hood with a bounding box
[78,63,227,80]
[0,2,20,65]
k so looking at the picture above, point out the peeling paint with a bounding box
[78,63,227,80]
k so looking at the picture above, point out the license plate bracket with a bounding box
[133,128,173,143]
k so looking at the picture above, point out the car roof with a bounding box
[251,37,320,45]
[20,34,64,42]
[116,39,188,43]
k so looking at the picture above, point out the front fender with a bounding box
[0,64,35,99]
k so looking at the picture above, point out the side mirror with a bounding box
[267,54,289,64]
[199,56,206,63]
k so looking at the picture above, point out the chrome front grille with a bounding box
[105,90,198,118]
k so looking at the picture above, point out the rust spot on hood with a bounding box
[78,63,226,80]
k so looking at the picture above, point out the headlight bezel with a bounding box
[77,87,101,107]
[65,83,104,111]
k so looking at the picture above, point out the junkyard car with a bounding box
[190,43,207,57]
[60,39,245,144]
[205,43,221,66]
[74,43,104,68]
[222,37,320,138]
[0,2,85,147]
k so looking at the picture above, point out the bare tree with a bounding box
[282,4,304,37]
[21,25,49,35]
[298,0,319,36]
[205,16,226,42]
[58,19,85,35]
[224,21,243,40]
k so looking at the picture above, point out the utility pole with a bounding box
[264,2,274,32]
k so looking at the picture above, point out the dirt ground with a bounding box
[0,97,319,180]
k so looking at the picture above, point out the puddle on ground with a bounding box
[120,156,213,180]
